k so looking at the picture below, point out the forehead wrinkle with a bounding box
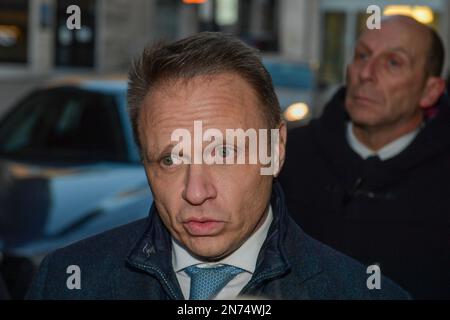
[146,99,248,130]
[143,75,261,129]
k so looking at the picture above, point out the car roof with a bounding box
[79,80,127,94]
[46,75,128,94]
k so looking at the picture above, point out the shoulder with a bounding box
[52,217,148,257]
[286,123,317,148]
[284,221,410,299]
[26,218,149,299]
[282,123,319,169]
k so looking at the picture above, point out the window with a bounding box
[0,0,28,63]
[155,0,178,41]
[319,12,346,86]
[55,0,96,68]
[0,87,128,163]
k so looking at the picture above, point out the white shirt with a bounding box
[172,205,273,300]
[346,122,421,160]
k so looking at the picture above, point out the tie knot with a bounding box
[184,265,244,300]
[185,264,243,277]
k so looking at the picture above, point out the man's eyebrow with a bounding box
[356,42,413,61]
[146,143,178,162]
[387,47,411,58]
[355,41,371,52]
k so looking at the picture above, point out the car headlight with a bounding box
[283,102,310,122]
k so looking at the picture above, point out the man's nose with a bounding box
[182,164,217,205]
[358,57,377,81]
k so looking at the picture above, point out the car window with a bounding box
[263,60,315,90]
[0,87,128,163]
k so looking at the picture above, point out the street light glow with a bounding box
[383,5,434,24]
[182,0,208,4]
[284,102,310,122]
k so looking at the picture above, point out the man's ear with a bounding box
[274,121,287,178]
[419,77,446,109]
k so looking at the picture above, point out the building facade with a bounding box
[0,0,448,83]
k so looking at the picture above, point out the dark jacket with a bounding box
[0,272,10,300]
[279,87,450,299]
[26,183,409,300]
[0,253,36,299]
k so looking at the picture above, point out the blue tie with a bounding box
[184,265,244,300]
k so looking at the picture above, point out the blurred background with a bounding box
[0,0,448,299]
[1,0,449,117]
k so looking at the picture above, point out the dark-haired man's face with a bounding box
[138,73,286,260]
[345,18,439,130]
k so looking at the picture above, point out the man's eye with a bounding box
[161,155,174,166]
[356,52,368,60]
[388,59,401,67]
[216,146,234,158]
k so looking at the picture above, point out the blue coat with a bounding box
[26,183,409,299]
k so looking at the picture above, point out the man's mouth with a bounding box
[354,92,375,100]
[348,86,379,102]
[183,218,225,236]
[352,93,379,105]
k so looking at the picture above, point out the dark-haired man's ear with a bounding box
[420,77,446,109]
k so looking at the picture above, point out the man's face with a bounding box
[345,19,430,128]
[138,73,284,260]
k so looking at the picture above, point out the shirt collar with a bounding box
[172,205,273,274]
[346,122,421,161]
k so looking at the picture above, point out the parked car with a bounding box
[0,78,152,258]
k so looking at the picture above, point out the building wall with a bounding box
[29,0,54,74]
[1,0,447,77]
[96,0,156,73]
[279,0,320,64]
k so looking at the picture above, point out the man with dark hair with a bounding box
[27,32,408,300]
[280,16,450,299]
